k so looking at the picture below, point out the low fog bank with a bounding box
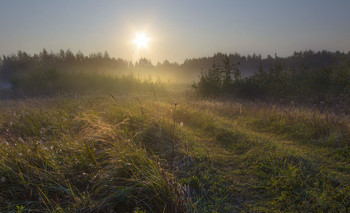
[1,49,349,99]
[3,49,349,84]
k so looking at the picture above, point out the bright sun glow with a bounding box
[133,33,150,48]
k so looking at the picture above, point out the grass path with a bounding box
[166,100,349,211]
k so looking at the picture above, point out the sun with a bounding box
[133,33,150,48]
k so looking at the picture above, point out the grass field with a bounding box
[0,92,349,212]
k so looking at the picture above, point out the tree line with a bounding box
[193,52,350,114]
[1,49,350,81]
[1,49,350,113]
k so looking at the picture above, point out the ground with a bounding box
[0,93,349,212]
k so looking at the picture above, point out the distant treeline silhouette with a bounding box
[0,49,130,80]
[193,53,350,113]
[1,49,350,81]
[1,49,350,112]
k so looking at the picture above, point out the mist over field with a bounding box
[0,1,349,212]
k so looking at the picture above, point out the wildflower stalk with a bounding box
[170,103,178,170]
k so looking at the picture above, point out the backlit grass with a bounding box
[0,94,349,212]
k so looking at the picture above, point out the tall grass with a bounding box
[0,98,185,212]
[0,94,349,212]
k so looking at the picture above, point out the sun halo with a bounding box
[133,33,150,48]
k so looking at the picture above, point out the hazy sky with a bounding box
[1,0,350,63]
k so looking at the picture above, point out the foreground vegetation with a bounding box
[0,92,349,212]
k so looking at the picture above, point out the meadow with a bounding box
[0,88,349,212]
[0,51,349,212]
[1,0,350,211]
